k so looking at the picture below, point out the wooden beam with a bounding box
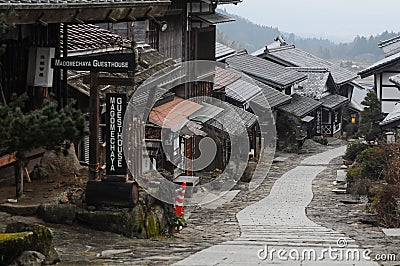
[83,76,135,86]
[3,5,170,25]
[89,72,100,181]
[86,181,139,207]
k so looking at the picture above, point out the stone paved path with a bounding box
[175,146,378,265]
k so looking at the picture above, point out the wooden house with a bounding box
[359,35,400,114]
[0,0,170,106]
[225,53,307,94]
[290,68,348,137]
[255,42,357,100]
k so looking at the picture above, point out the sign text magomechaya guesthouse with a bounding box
[51,53,135,73]
[106,93,127,176]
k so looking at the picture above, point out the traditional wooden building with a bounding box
[291,68,348,136]
[130,0,239,62]
[0,1,171,105]
[359,35,400,114]
[254,42,358,100]
[225,53,307,94]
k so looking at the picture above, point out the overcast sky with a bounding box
[223,0,399,43]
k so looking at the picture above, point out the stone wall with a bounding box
[37,188,175,239]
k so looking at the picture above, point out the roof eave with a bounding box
[337,76,358,86]
[358,60,400,79]
[263,53,296,67]
[3,2,171,25]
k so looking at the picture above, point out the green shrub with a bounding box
[371,183,400,227]
[343,141,369,162]
[358,147,386,181]
[346,167,362,185]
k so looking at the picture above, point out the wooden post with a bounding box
[89,72,100,180]
[62,23,68,107]
[15,160,23,198]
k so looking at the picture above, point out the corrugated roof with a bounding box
[206,103,257,135]
[389,74,400,87]
[149,97,203,129]
[359,52,400,78]
[216,42,237,62]
[226,79,262,104]
[226,53,307,89]
[265,45,357,85]
[319,94,348,110]
[277,94,321,118]
[251,81,292,109]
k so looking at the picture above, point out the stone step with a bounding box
[221,241,360,248]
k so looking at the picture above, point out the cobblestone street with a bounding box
[1,140,398,265]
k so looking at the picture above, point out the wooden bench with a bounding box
[0,149,46,169]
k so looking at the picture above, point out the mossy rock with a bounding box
[76,209,147,238]
[130,205,146,238]
[76,210,130,237]
[145,210,159,238]
[0,232,33,265]
[153,205,167,232]
[5,222,53,256]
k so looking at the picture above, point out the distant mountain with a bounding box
[217,9,400,63]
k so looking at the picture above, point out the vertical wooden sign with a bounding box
[106,93,127,176]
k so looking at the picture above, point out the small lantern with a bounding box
[351,115,356,124]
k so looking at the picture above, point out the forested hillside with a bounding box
[217,9,400,63]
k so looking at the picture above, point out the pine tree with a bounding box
[358,91,384,141]
[0,94,87,198]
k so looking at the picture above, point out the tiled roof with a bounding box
[206,103,257,135]
[251,81,291,109]
[0,0,169,6]
[216,42,237,62]
[61,24,130,55]
[1,1,170,24]
[358,51,400,78]
[265,45,357,85]
[379,36,400,48]
[149,97,203,129]
[380,103,400,128]
[292,68,332,100]
[226,79,262,104]
[217,0,242,4]
[277,94,321,118]
[214,67,241,90]
[251,36,287,57]
[226,53,307,89]
[188,103,224,123]
[66,24,175,97]
[389,74,400,87]
[319,94,348,110]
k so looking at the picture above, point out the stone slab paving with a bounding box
[382,229,400,237]
[175,146,377,265]
[6,140,383,265]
